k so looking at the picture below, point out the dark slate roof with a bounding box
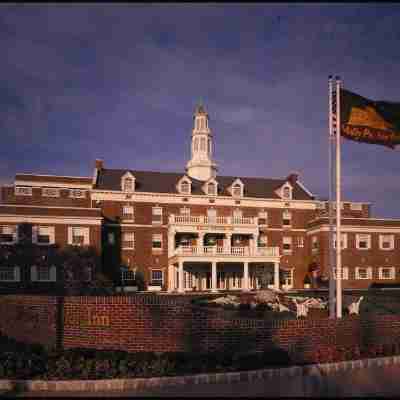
[95,169,314,200]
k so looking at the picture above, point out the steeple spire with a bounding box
[186,102,217,181]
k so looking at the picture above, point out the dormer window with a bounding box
[121,172,135,193]
[208,182,216,196]
[177,176,192,195]
[181,181,190,194]
[281,183,293,200]
[230,179,244,198]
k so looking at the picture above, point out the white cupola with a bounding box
[186,103,218,181]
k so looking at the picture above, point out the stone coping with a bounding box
[0,355,399,393]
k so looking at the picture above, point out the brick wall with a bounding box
[2,294,400,364]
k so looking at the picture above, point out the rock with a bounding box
[254,289,276,304]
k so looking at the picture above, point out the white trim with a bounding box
[0,266,20,282]
[68,226,90,246]
[355,234,371,250]
[90,190,318,209]
[379,267,395,280]
[355,266,372,280]
[69,188,87,198]
[307,225,400,235]
[15,181,92,189]
[0,215,102,225]
[296,180,314,198]
[41,187,60,197]
[16,173,91,179]
[379,234,395,250]
[121,172,135,193]
[0,204,100,211]
[32,225,55,245]
[14,186,32,196]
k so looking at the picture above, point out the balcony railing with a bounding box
[174,245,279,257]
[169,215,257,226]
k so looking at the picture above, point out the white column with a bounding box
[225,233,232,253]
[178,261,184,293]
[242,262,249,291]
[198,232,204,253]
[211,262,217,292]
[168,264,174,292]
[168,229,175,257]
[253,234,259,256]
[274,262,280,290]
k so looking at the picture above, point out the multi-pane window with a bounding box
[42,187,60,197]
[282,186,291,200]
[123,177,133,192]
[297,236,304,248]
[152,207,163,224]
[122,232,135,249]
[0,225,17,244]
[232,209,242,224]
[379,267,395,280]
[180,207,190,216]
[208,182,216,196]
[207,208,217,223]
[355,267,372,280]
[180,181,190,194]
[258,211,268,226]
[38,266,51,281]
[69,227,89,246]
[258,235,267,248]
[333,267,349,280]
[312,236,318,253]
[69,189,86,198]
[151,269,163,286]
[152,234,163,251]
[121,269,136,282]
[232,184,242,197]
[333,233,348,249]
[0,266,19,282]
[123,205,134,220]
[31,265,56,282]
[282,210,291,227]
[33,226,54,245]
[15,186,32,196]
[356,234,371,250]
[379,234,394,250]
[282,236,292,255]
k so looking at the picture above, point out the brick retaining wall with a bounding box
[1,295,400,363]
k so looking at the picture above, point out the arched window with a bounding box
[232,184,242,197]
[208,182,216,195]
[124,177,133,192]
[181,181,190,194]
[283,186,291,199]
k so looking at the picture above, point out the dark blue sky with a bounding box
[1,4,400,217]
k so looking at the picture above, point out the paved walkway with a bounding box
[2,363,400,397]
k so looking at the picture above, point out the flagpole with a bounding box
[335,76,342,319]
[328,76,336,319]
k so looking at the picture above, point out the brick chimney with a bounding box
[95,159,104,170]
[286,172,299,185]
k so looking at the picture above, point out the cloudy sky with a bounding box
[1,4,400,217]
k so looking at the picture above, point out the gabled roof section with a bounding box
[94,168,314,200]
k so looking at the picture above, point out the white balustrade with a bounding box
[169,214,256,226]
[175,245,279,257]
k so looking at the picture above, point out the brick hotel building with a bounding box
[1,105,400,291]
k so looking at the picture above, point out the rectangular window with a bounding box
[152,207,163,225]
[0,225,17,244]
[122,205,134,220]
[180,181,190,194]
[108,232,115,245]
[121,269,136,282]
[350,203,363,211]
[297,236,304,248]
[42,187,60,197]
[356,267,372,280]
[379,234,394,250]
[282,210,291,227]
[232,185,242,197]
[356,234,371,250]
[0,266,18,282]
[282,236,292,255]
[258,235,267,248]
[333,267,349,280]
[379,267,395,280]
[15,186,32,196]
[34,226,54,245]
[258,211,268,226]
[180,207,190,216]
[69,189,86,198]
[152,234,163,251]
[333,233,348,249]
[37,266,51,281]
[312,236,318,253]
[151,269,163,286]
[123,232,135,249]
[69,227,89,246]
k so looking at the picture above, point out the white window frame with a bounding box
[282,236,292,255]
[152,207,163,225]
[350,203,363,211]
[122,205,134,221]
[121,172,135,193]
[68,226,90,246]
[69,188,86,198]
[282,210,291,227]
[281,184,292,200]
[355,267,372,280]
[0,266,20,282]
[311,236,318,253]
[31,265,57,282]
[0,225,18,245]
[379,234,394,250]
[333,233,348,249]
[258,235,267,248]
[356,234,371,250]
[152,233,163,252]
[151,269,163,286]
[379,267,395,280]
[42,187,60,197]
[208,182,217,196]
[15,186,32,196]
[230,179,244,198]
[258,211,268,226]
[333,267,349,280]
[121,269,136,282]
[122,232,135,250]
[32,226,55,245]
[297,236,304,248]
